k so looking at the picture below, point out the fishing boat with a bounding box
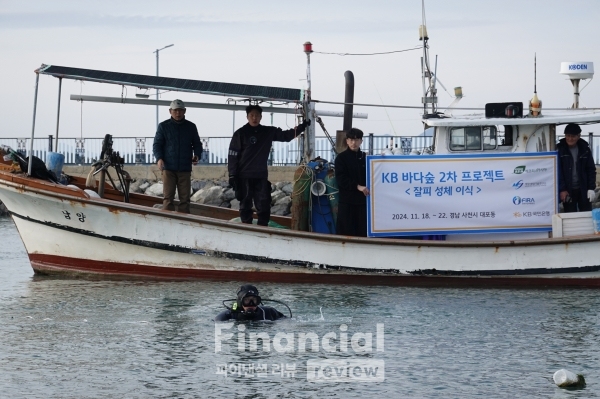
[2,25,600,288]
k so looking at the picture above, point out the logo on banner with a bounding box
[513,196,535,205]
[513,165,548,174]
[513,180,524,189]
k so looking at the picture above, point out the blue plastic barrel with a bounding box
[46,152,65,177]
[307,160,336,234]
[592,208,600,234]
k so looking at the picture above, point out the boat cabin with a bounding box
[424,105,600,155]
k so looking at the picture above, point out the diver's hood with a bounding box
[236,284,261,309]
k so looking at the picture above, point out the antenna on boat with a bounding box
[529,53,542,117]
[560,60,595,109]
[420,0,437,117]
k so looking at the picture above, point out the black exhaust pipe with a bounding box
[343,70,354,132]
[336,71,356,154]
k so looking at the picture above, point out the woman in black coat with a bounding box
[334,128,370,236]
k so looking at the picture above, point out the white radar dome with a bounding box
[560,62,594,80]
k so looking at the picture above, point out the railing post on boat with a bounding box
[28,71,41,176]
[55,77,62,151]
[48,135,53,152]
[368,133,374,155]
[589,132,593,153]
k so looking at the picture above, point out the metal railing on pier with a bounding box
[4,134,597,166]
[0,135,434,166]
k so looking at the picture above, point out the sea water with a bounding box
[0,216,599,398]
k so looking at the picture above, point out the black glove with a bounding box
[229,176,237,191]
[297,119,311,133]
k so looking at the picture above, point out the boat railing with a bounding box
[0,135,435,166]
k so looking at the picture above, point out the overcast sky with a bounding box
[1,0,600,142]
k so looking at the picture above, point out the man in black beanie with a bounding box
[557,123,596,212]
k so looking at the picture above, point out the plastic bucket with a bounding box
[46,152,65,177]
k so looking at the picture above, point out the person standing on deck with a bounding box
[557,123,596,212]
[153,99,203,213]
[335,128,369,236]
[227,105,309,226]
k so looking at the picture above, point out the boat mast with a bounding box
[420,0,437,117]
[529,53,542,117]
[303,41,315,162]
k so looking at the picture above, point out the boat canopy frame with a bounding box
[26,63,309,176]
[36,64,304,102]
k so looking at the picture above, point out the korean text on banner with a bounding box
[366,153,558,237]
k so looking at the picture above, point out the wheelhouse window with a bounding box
[498,125,514,146]
[449,126,498,151]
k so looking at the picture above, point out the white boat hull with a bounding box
[2,174,600,287]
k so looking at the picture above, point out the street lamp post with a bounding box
[154,44,174,128]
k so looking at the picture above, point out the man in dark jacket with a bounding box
[335,128,370,236]
[214,284,285,321]
[557,123,596,212]
[228,105,309,226]
[153,99,203,213]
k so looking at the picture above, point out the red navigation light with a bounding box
[303,41,313,54]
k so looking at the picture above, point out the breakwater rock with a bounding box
[130,178,294,216]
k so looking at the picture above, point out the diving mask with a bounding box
[242,296,260,307]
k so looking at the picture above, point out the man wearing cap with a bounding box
[214,284,286,321]
[557,123,596,212]
[335,128,370,236]
[227,105,309,226]
[153,99,203,213]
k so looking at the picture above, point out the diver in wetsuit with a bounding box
[214,284,286,321]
